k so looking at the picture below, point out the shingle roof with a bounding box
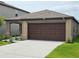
[0,1,29,13]
[28,9,71,18]
[7,9,73,20]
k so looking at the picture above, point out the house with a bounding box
[6,10,79,42]
[0,1,29,35]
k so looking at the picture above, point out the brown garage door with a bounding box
[28,23,65,41]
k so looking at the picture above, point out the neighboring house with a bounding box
[6,10,79,42]
[0,1,29,35]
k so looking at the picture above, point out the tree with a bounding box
[0,16,5,26]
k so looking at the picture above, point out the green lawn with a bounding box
[0,41,11,46]
[46,36,79,58]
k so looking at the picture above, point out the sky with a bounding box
[3,1,79,21]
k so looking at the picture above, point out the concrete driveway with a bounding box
[0,40,63,58]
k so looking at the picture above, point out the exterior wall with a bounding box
[72,20,79,37]
[21,21,28,39]
[0,5,29,35]
[78,24,79,33]
[66,19,78,42]
[0,22,20,35]
[5,21,11,35]
[0,5,28,18]
[27,19,65,23]
[66,19,73,42]
[0,21,6,34]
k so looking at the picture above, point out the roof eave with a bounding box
[5,16,76,21]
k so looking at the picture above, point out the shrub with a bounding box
[0,35,12,41]
[4,35,12,39]
[0,34,5,41]
[0,16,5,26]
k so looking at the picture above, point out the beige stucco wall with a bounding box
[5,22,11,35]
[66,19,78,42]
[66,19,73,42]
[27,19,65,23]
[21,21,28,40]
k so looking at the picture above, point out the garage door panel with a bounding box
[28,23,65,41]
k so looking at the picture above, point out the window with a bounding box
[15,14,18,17]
